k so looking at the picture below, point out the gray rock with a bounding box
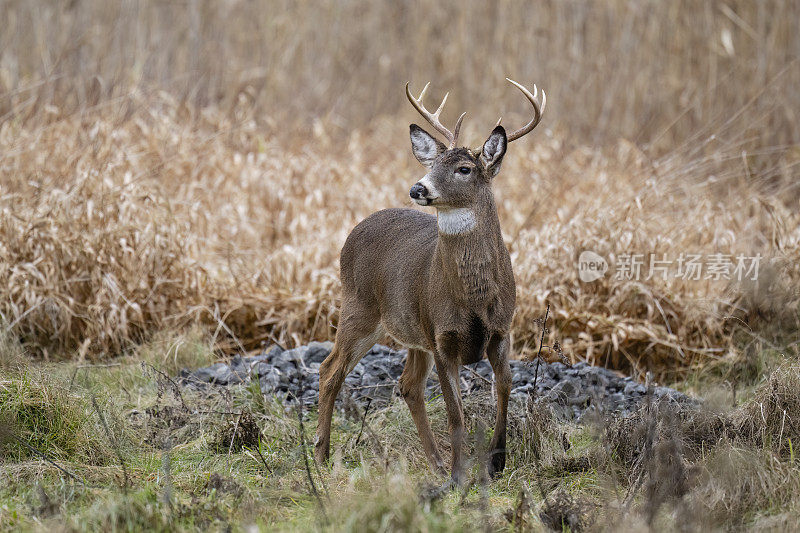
[210,364,238,385]
[187,365,218,384]
[304,341,333,364]
[230,355,246,372]
[252,362,271,378]
[551,379,579,399]
[368,344,393,355]
[259,368,281,391]
[624,382,646,396]
[281,347,307,365]
[266,345,283,360]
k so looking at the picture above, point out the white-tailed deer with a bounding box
[315,78,545,484]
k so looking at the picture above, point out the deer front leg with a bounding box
[486,333,512,478]
[399,349,446,474]
[434,333,465,485]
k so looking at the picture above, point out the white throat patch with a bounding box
[437,208,477,235]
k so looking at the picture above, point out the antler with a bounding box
[405,82,466,149]
[498,78,546,143]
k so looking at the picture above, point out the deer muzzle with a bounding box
[410,182,431,205]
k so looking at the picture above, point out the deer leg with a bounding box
[315,309,381,465]
[399,348,445,473]
[486,333,511,478]
[434,333,465,485]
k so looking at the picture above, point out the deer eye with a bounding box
[457,166,471,175]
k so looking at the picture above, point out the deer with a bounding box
[315,78,545,485]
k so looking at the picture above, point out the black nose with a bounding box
[410,183,428,199]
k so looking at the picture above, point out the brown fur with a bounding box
[315,125,515,484]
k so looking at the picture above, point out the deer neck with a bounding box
[433,192,504,301]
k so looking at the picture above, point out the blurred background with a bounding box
[3,0,799,150]
[0,0,798,375]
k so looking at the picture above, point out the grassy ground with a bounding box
[2,330,800,532]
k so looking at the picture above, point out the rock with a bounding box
[572,361,590,372]
[624,382,646,396]
[208,363,237,385]
[266,345,283,360]
[247,345,283,365]
[550,379,579,400]
[185,365,217,384]
[230,354,246,372]
[252,362,270,378]
[281,347,307,366]
[259,368,281,391]
[179,342,697,418]
[304,341,333,364]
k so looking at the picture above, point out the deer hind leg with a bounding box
[315,305,382,465]
[434,332,466,485]
[399,348,445,473]
[486,333,512,478]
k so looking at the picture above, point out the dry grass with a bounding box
[735,364,800,457]
[4,1,800,150]
[1,91,796,373]
[1,1,799,376]
[595,366,800,528]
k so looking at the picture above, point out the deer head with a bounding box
[407,79,546,222]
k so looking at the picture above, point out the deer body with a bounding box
[316,79,545,483]
[341,204,514,362]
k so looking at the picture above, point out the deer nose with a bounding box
[409,183,428,199]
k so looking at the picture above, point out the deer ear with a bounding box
[410,124,446,168]
[480,126,507,178]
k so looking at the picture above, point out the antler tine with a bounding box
[502,77,547,143]
[405,82,465,148]
[452,111,466,145]
[434,92,449,117]
[417,82,430,102]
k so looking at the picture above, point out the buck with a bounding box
[315,78,545,484]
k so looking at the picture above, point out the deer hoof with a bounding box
[431,455,447,475]
[488,450,506,479]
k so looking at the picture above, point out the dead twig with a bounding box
[226,411,243,473]
[294,368,328,520]
[253,436,273,475]
[296,399,328,520]
[354,398,372,447]
[141,362,189,411]
[466,365,492,387]
[10,434,88,487]
[531,304,551,397]
[528,305,552,504]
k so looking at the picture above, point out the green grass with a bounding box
[2,331,800,531]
